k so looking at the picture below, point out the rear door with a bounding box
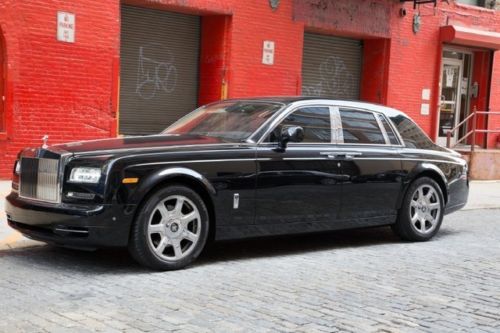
[334,107,403,221]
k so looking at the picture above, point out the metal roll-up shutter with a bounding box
[302,33,363,100]
[119,5,200,135]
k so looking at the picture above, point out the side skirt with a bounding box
[215,215,398,241]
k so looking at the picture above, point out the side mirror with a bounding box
[277,126,304,151]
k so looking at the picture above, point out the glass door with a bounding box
[438,59,463,146]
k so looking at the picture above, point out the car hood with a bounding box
[53,134,228,155]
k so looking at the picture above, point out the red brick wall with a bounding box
[1,0,500,178]
[489,52,500,148]
[360,38,391,105]
[385,3,444,138]
[386,2,500,142]
[199,15,230,106]
[228,1,303,98]
[0,28,5,133]
[293,0,391,39]
[0,0,120,178]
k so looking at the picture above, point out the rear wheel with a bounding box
[129,185,209,270]
[392,177,444,241]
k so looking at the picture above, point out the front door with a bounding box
[438,59,464,146]
[255,106,343,234]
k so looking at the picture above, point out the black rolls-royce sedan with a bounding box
[5,97,469,270]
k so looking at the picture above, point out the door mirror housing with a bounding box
[277,126,304,151]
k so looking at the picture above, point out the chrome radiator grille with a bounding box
[20,157,60,203]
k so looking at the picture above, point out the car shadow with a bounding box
[198,226,402,265]
[0,226,458,273]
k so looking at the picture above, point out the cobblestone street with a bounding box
[1,209,499,332]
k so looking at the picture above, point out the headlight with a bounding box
[14,160,21,175]
[69,167,101,184]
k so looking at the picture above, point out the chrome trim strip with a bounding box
[279,157,462,165]
[54,228,89,234]
[131,158,271,167]
[254,102,405,148]
[126,155,466,166]
[260,144,401,155]
[69,143,253,156]
[357,157,464,165]
[375,113,391,145]
[331,106,343,144]
[283,157,328,161]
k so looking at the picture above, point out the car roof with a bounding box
[222,96,406,118]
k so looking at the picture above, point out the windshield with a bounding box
[163,100,284,142]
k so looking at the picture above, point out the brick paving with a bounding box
[0,208,499,332]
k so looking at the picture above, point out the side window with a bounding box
[270,107,331,143]
[390,115,436,149]
[339,109,385,144]
[377,114,399,145]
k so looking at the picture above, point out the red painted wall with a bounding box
[469,50,492,146]
[1,0,500,178]
[360,38,391,105]
[489,52,500,148]
[0,0,120,178]
[0,28,5,133]
[199,15,230,106]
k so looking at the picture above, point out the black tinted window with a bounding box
[377,114,399,145]
[339,109,385,144]
[390,115,435,149]
[271,107,331,143]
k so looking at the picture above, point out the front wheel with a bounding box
[128,185,209,270]
[392,177,444,241]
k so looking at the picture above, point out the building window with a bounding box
[456,0,497,9]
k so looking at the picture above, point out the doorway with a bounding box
[119,5,201,135]
[437,49,473,146]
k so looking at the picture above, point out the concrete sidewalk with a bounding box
[0,181,44,250]
[1,180,499,250]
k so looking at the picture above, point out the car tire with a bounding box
[392,177,445,242]
[128,185,209,270]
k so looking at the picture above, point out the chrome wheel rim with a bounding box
[410,185,441,235]
[147,195,201,261]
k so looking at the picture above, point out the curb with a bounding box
[0,236,44,251]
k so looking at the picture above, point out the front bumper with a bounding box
[5,192,136,248]
[444,175,469,215]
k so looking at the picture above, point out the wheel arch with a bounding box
[397,163,449,209]
[128,167,217,243]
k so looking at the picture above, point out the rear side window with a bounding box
[272,106,331,143]
[390,115,435,149]
[339,109,385,144]
[377,114,400,145]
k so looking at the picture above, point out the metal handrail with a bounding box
[446,107,500,152]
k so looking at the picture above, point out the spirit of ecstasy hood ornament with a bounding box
[41,135,49,149]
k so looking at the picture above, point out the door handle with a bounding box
[320,152,339,159]
[344,152,362,160]
[320,152,362,160]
